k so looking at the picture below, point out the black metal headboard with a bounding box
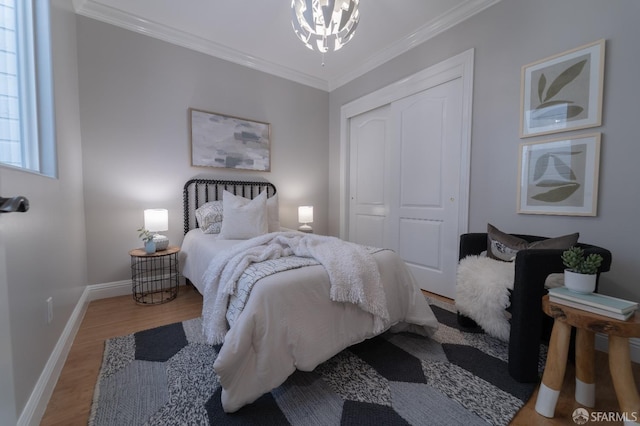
[183,177,277,234]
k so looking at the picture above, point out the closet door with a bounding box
[344,51,473,300]
[348,105,392,248]
[390,77,463,299]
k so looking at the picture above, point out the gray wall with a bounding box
[329,0,640,301]
[0,0,86,418]
[76,17,329,285]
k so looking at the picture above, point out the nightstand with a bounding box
[129,246,180,305]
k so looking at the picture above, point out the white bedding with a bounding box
[180,229,240,292]
[180,229,439,413]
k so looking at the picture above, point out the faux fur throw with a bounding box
[201,231,390,344]
[455,256,514,341]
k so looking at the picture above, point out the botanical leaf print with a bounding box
[536,179,573,187]
[550,155,577,180]
[535,100,574,110]
[532,105,584,120]
[533,153,550,181]
[542,59,587,102]
[531,183,580,202]
[533,153,577,184]
[530,150,582,203]
[532,58,588,127]
[538,74,547,103]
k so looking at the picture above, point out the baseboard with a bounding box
[18,280,132,426]
[85,279,132,301]
[17,286,91,426]
[595,334,640,363]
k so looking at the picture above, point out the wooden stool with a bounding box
[535,295,640,425]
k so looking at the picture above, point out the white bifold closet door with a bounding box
[348,77,464,299]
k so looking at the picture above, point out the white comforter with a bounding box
[181,230,439,413]
[201,232,390,344]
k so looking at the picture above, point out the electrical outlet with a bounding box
[46,297,53,324]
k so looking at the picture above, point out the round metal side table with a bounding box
[129,246,180,305]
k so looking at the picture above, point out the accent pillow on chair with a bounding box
[487,223,579,261]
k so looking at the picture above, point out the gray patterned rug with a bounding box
[89,299,543,425]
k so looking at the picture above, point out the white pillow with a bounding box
[267,193,280,232]
[195,201,223,234]
[219,190,268,239]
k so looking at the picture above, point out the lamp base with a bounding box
[153,234,169,250]
[298,224,313,234]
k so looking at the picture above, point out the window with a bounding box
[0,0,55,176]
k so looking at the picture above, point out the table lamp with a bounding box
[144,208,169,250]
[298,205,313,233]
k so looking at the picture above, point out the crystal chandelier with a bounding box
[291,0,360,54]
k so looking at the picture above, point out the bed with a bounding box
[180,177,439,413]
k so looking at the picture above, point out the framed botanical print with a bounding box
[189,108,271,171]
[520,39,605,138]
[517,133,601,216]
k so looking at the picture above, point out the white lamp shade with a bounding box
[298,206,313,224]
[144,209,168,232]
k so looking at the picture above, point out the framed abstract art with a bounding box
[517,133,601,216]
[189,108,271,172]
[520,40,605,138]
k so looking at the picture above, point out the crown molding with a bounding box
[73,0,500,92]
[329,0,501,90]
[73,0,330,91]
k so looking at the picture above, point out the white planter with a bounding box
[564,269,597,294]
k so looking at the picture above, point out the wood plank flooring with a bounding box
[41,287,638,425]
[41,286,202,425]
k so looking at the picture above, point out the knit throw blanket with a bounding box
[201,232,390,344]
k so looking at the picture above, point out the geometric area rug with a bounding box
[89,298,544,426]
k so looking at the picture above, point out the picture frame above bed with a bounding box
[520,39,605,138]
[189,108,271,171]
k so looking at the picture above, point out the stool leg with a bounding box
[609,336,640,425]
[536,320,572,418]
[575,328,595,407]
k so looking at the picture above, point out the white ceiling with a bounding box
[72,0,500,91]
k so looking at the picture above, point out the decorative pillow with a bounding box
[487,223,579,262]
[195,201,224,234]
[219,190,268,239]
[267,194,280,232]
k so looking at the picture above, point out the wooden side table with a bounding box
[129,246,180,305]
[536,295,640,424]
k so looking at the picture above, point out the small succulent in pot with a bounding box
[137,227,154,244]
[561,246,603,275]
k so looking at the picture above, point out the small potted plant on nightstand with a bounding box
[561,246,603,294]
[138,227,156,254]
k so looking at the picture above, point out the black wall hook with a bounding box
[0,196,29,213]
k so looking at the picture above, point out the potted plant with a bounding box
[561,246,603,293]
[138,227,156,254]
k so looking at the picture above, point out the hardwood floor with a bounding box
[41,287,638,425]
[41,286,202,425]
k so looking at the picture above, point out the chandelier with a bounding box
[291,0,360,54]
